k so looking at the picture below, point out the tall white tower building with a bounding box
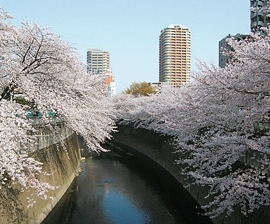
[159,24,191,87]
[87,48,110,74]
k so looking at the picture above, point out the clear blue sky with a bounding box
[0,0,250,93]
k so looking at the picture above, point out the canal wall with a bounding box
[110,124,270,224]
[0,123,81,224]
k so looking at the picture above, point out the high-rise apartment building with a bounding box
[87,48,116,95]
[159,24,191,87]
[87,48,110,74]
[218,1,267,68]
[219,33,250,68]
[250,0,270,32]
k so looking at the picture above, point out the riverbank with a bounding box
[0,125,81,224]
[110,124,270,224]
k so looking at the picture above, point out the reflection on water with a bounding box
[103,191,148,223]
[42,149,212,224]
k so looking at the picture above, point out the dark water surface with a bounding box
[42,147,212,224]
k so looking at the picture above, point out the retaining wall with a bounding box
[0,124,81,224]
[111,124,270,224]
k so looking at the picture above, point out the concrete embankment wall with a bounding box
[0,124,81,224]
[111,124,270,224]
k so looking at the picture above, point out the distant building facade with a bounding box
[87,48,116,96]
[105,70,116,97]
[218,1,270,68]
[159,24,191,87]
[87,48,110,74]
[250,0,270,32]
[218,33,251,68]
[149,82,172,93]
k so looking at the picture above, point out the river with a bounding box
[42,145,212,224]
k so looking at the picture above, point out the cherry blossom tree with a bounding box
[0,8,115,218]
[112,30,270,218]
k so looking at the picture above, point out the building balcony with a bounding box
[251,11,265,18]
[252,20,265,28]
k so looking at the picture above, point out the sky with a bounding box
[0,0,250,93]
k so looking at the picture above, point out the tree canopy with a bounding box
[113,29,270,218]
[0,8,115,216]
[123,81,157,96]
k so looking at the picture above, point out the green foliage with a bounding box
[123,82,157,96]
[14,96,33,107]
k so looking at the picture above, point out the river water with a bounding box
[42,146,212,224]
